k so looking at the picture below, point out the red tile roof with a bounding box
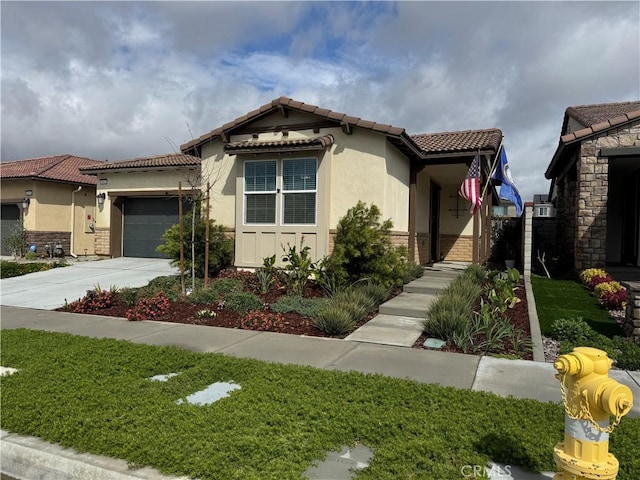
[79,153,200,173]
[566,101,640,128]
[224,135,334,155]
[410,129,502,155]
[0,154,103,185]
[181,96,406,152]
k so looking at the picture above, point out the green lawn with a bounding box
[530,275,623,337]
[2,329,639,479]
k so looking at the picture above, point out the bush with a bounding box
[330,288,377,322]
[66,287,117,313]
[594,281,623,299]
[157,218,233,278]
[580,268,608,285]
[224,292,263,313]
[356,282,390,305]
[327,201,407,287]
[612,337,640,371]
[187,278,243,304]
[0,261,62,278]
[117,287,140,306]
[550,317,594,344]
[444,276,483,307]
[126,291,171,321]
[312,305,356,335]
[401,261,424,284]
[271,295,329,318]
[423,293,474,340]
[587,274,613,291]
[239,310,285,332]
[600,289,627,310]
[462,264,488,284]
[3,223,28,257]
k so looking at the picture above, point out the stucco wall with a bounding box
[439,184,474,236]
[200,141,236,228]
[383,142,410,232]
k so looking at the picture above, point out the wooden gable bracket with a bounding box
[341,122,352,135]
[278,104,288,118]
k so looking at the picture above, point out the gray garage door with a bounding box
[123,197,180,258]
[1,204,21,256]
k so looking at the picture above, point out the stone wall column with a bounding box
[621,281,640,344]
[575,141,608,270]
[522,203,533,275]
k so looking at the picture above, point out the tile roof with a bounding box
[0,154,103,185]
[224,135,334,155]
[410,129,503,155]
[545,100,640,179]
[566,101,640,128]
[181,96,406,152]
[79,153,200,173]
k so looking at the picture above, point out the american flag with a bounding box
[459,154,482,215]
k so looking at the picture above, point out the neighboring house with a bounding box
[545,101,640,269]
[178,96,503,268]
[0,154,104,256]
[532,194,555,218]
[492,200,518,218]
[79,153,201,258]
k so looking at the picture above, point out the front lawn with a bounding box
[2,329,639,479]
[530,275,622,337]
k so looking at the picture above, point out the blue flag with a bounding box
[491,147,523,216]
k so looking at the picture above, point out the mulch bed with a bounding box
[412,281,533,360]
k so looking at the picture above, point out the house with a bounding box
[492,200,519,218]
[176,97,503,269]
[545,101,640,270]
[532,194,555,218]
[79,153,201,258]
[0,154,104,256]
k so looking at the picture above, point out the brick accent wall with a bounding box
[95,227,110,256]
[440,234,473,262]
[26,231,71,257]
[328,230,429,264]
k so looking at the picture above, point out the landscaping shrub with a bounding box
[66,287,117,313]
[157,218,233,278]
[551,317,594,344]
[0,260,66,278]
[580,268,608,285]
[281,240,316,296]
[357,281,390,305]
[239,310,285,332]
[2,223,28,257]
[600,289,627,310]
[401,261,424,284]
[330,288,377,322]
[117,287,139,306]
[187,278,243,304]
[462,264,488,284]
[443,276,483,307]
[312,305,355,335]
[327,201,407,288]
[271,295,329,318]
[224,291,263,313]
[594,281,623,299]
[126,291,171,321]
[612,337,640,371]
[423,293,474,340]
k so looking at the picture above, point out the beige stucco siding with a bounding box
[439,183,474,236]
[94,168,199,229]
[383,142,410,232]
[329,130,388,227]
[200,141,236,228]
[416,169,432,233]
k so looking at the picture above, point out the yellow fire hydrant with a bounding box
[553,346,633,480]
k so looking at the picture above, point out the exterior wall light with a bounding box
[25,189,33,197]
[21,198,30,209]
[97,193,106,205]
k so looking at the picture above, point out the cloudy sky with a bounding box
[2,1,638,201]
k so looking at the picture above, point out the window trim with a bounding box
[281,157,318,226]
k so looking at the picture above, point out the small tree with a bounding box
[4,222,29,258]
[157,218,233,279]
[328,201,407,287]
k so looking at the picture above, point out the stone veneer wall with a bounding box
[622,281,640,343]
[95,227,110,256]
[554,175,577,265]
[440,234,473,262]
[26,231,71,257]
[572,121,640,270]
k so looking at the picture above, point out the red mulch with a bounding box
[412,281,533,360]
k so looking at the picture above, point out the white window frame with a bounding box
[242,157,318,226]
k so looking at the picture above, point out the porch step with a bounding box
[378,292,438,318]
[403,276,452,295]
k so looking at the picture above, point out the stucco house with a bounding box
[545,101,640,270]
[175,97,503,269]
[79,153,201,258]
[0,154,104,256]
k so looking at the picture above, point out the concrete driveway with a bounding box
[0,258,177,310]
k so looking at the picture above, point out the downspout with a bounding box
[70,186,82,258]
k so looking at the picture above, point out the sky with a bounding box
[1,1,639,202]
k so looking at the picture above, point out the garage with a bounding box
[1,204,21,256]
[122,197,180,258]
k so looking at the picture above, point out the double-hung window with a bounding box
[244,158,317,225]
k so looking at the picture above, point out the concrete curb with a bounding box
[524,274,546,362]
[0,430,187,480]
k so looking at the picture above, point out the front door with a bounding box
[430,182,441,262]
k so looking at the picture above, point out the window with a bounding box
[244,158,317,225]
[244,160,276,224]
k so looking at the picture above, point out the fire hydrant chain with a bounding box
[559,371,624,434]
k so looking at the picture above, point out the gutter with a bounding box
[70,186,82,258]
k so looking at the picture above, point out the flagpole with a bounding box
[479,136,505,200]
